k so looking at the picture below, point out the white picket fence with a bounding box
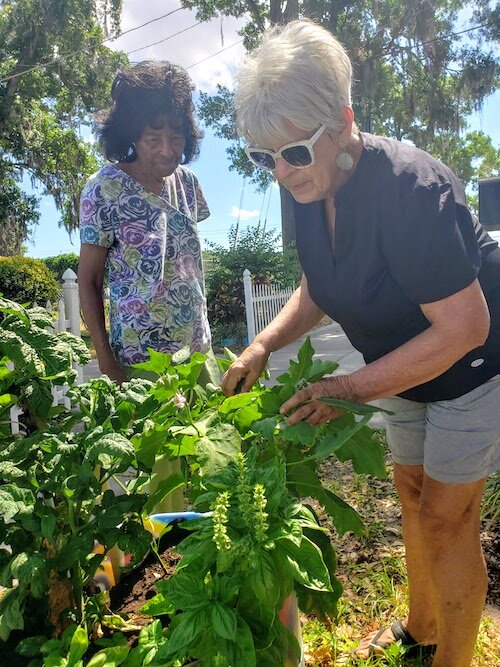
[243,269,297,343]
[9,269,83,435]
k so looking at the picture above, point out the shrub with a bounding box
[0,256,61,304]
[42,252,79,279]
[205,226,301,344]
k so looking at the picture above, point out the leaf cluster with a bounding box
[130,337,387,666]
[0,315,387,665]
[0,0,128,233]
[0,297,91,434]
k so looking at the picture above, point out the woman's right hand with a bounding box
[99,358,128,385]
[221,341,271,396]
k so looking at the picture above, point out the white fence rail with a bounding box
[243,269,296,343]
[9,269,83,435]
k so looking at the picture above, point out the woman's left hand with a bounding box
[280,375,356,425]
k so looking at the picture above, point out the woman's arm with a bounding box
[281,280,490,424]
[221,275,325,395]
[78,243,127,384]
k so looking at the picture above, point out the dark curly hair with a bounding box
[96,61,203,164]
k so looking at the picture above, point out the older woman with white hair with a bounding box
[221,19,500,667]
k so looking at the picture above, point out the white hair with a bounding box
[234,19,353,147]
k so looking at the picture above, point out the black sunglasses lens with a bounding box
[249,151,276,170]
[281,145,313,167]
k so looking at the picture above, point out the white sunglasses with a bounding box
[245,126,326,171]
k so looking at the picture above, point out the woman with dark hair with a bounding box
[79,61,213,385]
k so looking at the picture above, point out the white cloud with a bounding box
[109,0,246,93]
[230,206,259,220]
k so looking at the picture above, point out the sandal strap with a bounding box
[390,620,418,646]
[368,626,392,652]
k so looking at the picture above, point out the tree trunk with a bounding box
[268,1,300,250]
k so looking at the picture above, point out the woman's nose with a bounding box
[273,157,296,180]
[157,136,175,155]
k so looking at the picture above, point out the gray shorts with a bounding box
[376,375,500,484]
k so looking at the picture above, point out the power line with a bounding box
[126,21,202,56]
[186,40,243,70]
[0,7,184,84]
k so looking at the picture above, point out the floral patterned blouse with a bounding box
[79,163,211,366]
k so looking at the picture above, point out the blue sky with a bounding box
[23,0,500,258]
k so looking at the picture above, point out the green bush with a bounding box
[205,226,301,344]
[42,251,79,279]
[0,256,61,304]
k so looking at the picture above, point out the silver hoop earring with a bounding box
[336,151,354,170]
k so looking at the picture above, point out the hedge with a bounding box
[0,256,61,305]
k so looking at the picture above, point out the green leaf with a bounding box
[312,415,372,461]
[132,349,172,376]
[0,329,44,379]
[250,550,280,610]
[0,485,35,521]
[196,423,241,477]
[218,391,259,414]
[0,393,17,409]
[140,592,176,617]
[287,464,364,536]
[21,379,53,420]
[251,416,279,440]
[278,535,333,591]
[67,626,88,666]
[138,619,163,645]
[296,336,315,379]
[165,607,209,657]
[86,645,130,667]
[280,421,316,445]
[15,634,47,657]
[84,433,135,468]
[0,298,30,324]
[160,572,210,610]
[335,420,387,478]
[41,513,57,541]
[322,489,365,536]
[0,588,24,641]
[211,603,237,641]
[306,359,339,382]
[142,473,185,516]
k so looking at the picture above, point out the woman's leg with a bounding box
[419,474,487,667]
[355,469,488,666]
[394,463,438,643]
[354,463,437,658]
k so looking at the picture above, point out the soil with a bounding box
[109,523,188,624]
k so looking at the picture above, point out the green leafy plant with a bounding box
[42,253,80,280]
[129,337,387,666]
[0,374,159,644]
[0,257,62,305]
[1,317,387,665]
[0,297,91,435]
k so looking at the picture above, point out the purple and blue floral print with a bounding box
[80,164,211,366]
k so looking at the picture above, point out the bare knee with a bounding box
[419,476,485,540]
[394,464,424,512]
